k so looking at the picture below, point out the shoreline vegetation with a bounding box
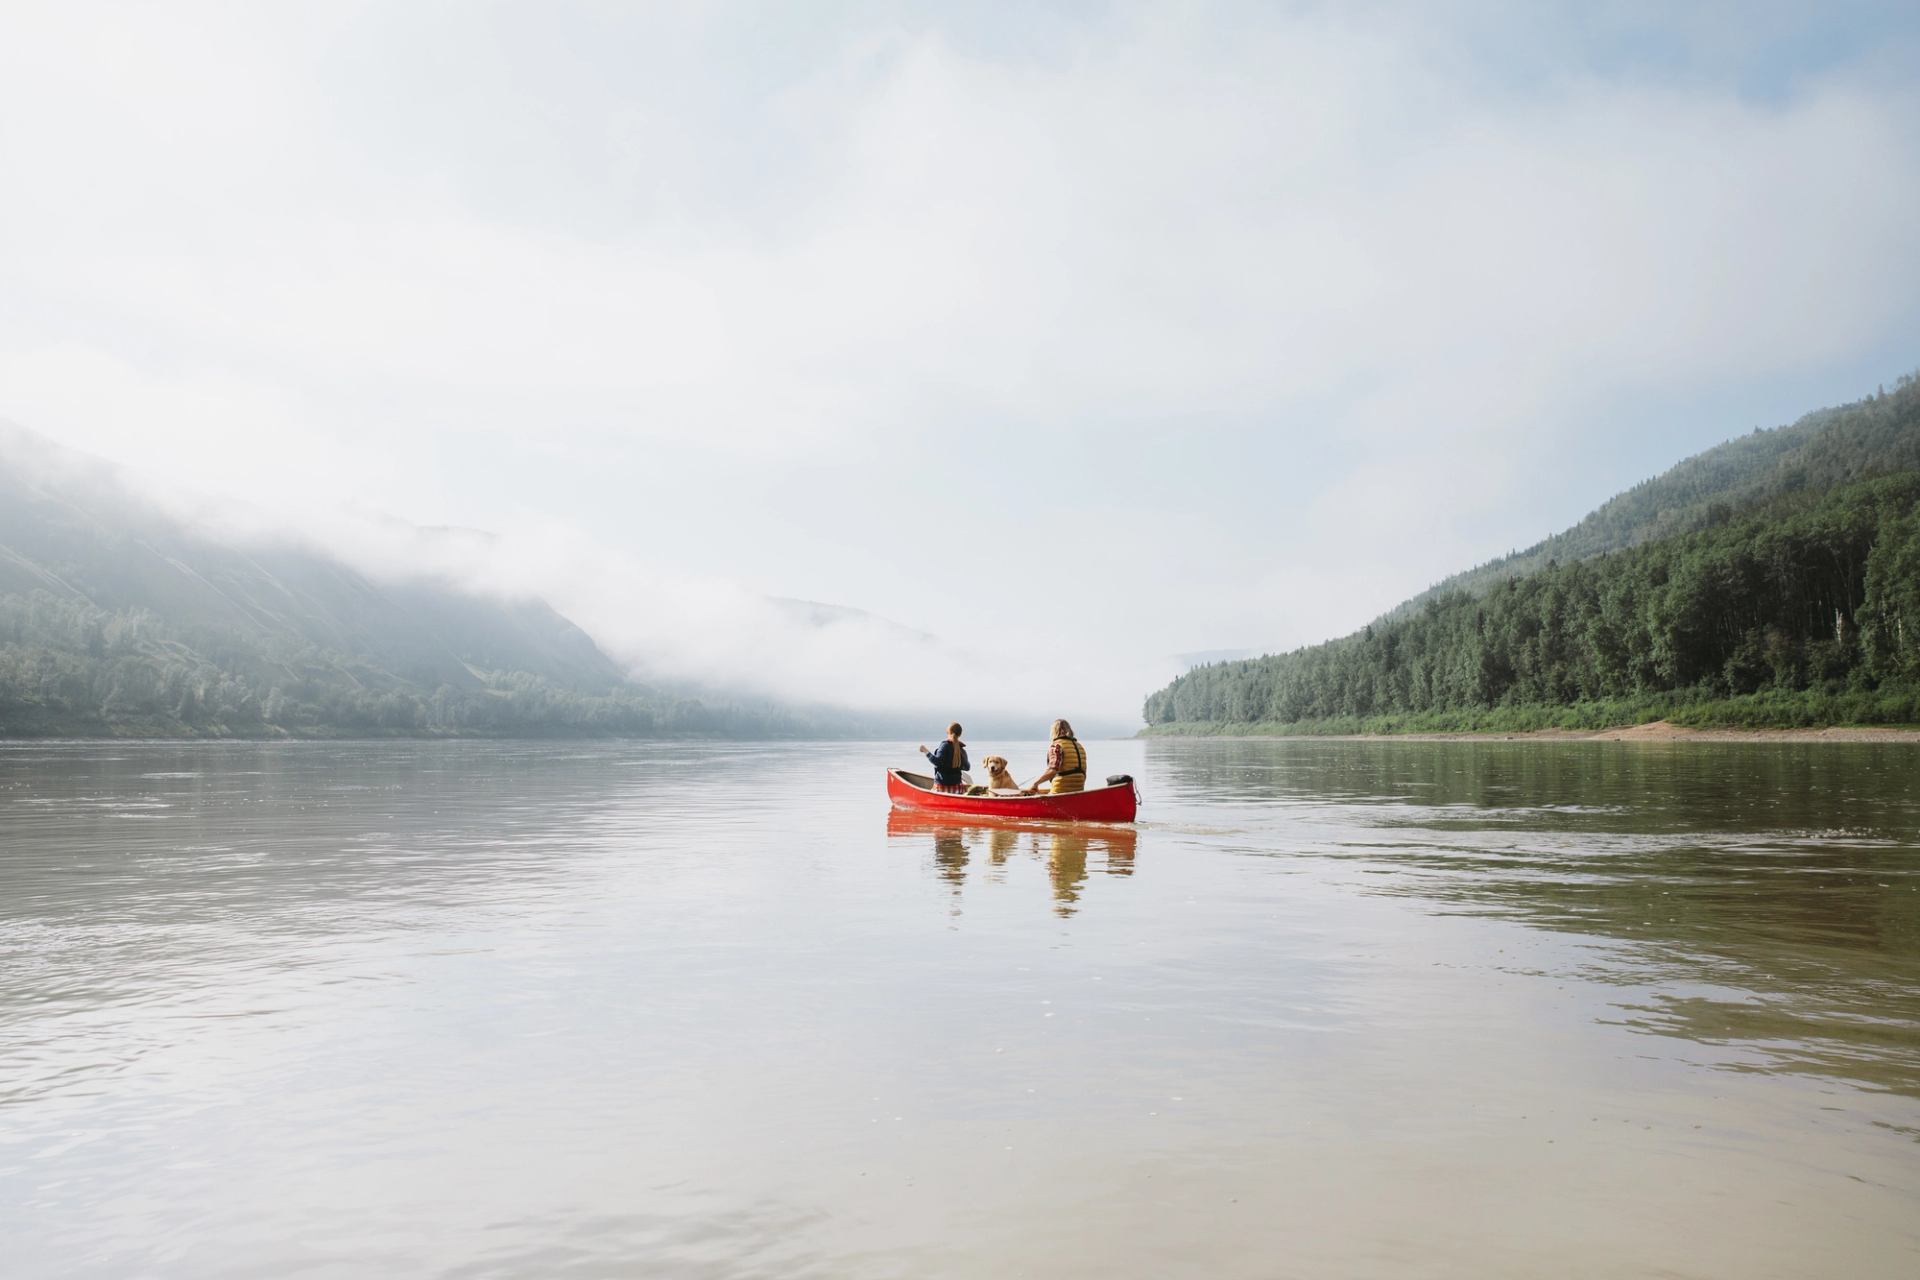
[1141,719,1920,743]
[1145,377,1920,742]
[1138,686,1920,739]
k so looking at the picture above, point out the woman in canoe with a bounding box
[918,722,971,793]
[1023,718,1087,795]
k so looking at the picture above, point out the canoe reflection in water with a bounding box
[885,810,1138,916]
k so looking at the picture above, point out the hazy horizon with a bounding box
[5,2,1918,721]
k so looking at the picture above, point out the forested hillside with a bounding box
[1146,375,1920,732]
[1398,377,1920,612]
[0,427,858,738]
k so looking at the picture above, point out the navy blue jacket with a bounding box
[926,740,970,786]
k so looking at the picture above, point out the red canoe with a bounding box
[886,769,1138,823]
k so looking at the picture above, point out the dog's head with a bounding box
[983,755,1010,773]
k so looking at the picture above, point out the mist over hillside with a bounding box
[0,426,1144,739]
[0,426,869,737]
[269,505,1146,736]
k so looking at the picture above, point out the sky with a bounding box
[2,1,1918,723]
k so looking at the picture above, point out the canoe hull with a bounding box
[886,769,1137,823]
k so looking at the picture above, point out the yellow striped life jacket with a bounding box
[1050,735,1087,794]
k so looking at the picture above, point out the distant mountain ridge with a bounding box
[0,425,856,737]
[0,423,624,685]
[770,596,934,643]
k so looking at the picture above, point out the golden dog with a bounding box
[982,755,1021,793]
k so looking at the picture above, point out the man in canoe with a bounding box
[1023,718,1088,795]
[918,722,971,793]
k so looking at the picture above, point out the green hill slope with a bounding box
[1145,374,1920,733]
[0,427,844,738]
[1399,378,1920,613]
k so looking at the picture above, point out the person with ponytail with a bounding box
[918,722,971,793]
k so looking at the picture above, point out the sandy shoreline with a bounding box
[1179,719,1920,744]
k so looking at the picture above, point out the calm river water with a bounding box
[2,738,1917,1278]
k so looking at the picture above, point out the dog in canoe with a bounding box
[981,755,1021,793]
[961,755,1023,796]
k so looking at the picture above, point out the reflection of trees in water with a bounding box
[1147,737,1920,836]
[0,741,678,933]
[1369,836,1920,1097]
[0,740,765,1109]
[886,813,1138,917]
[1148,738,1920,1099]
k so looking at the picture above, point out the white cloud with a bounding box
[2,2,1916,718]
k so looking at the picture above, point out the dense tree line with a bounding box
[0,590,844,739]
[1146,471,1920,728]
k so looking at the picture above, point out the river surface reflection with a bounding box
[2,738,1916,1277]
[886,810,1138,916]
